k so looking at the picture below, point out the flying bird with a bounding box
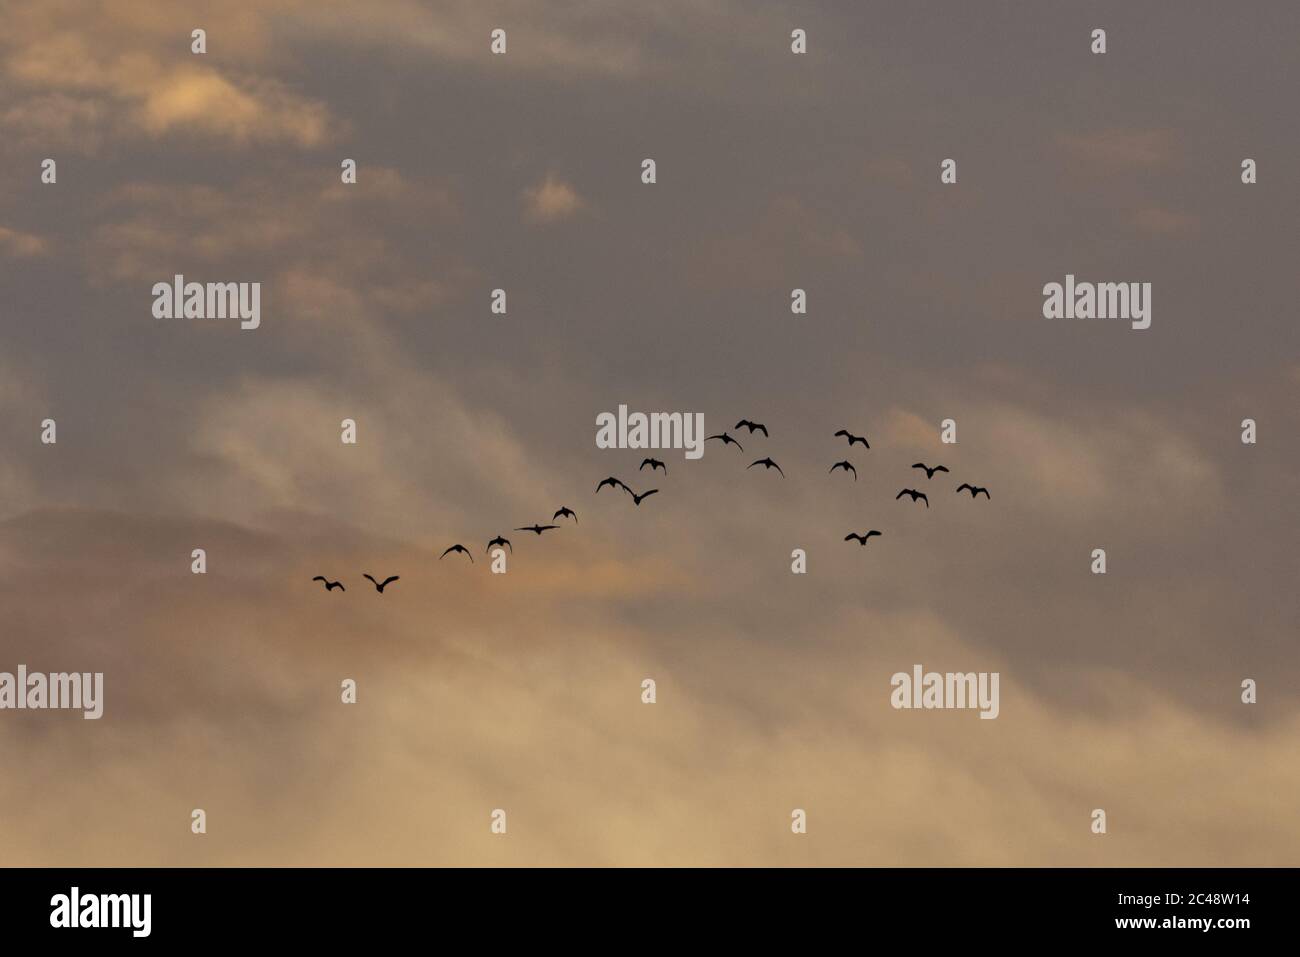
[553,506,578,523]
[748,457,785,477]
[362,573,400,592]
[312,576,345,592]
[640,457,667,474]
[705,432,744,452]
[834,429,869,448]
[912,463,949,479]
[596,477,630,494]
[516,524,560,535]
[844,531,882,545]
[486,535,512,553]
[829,460,857,480]
[627,488,659,506]
[956,483,991,499]
[896,489,929,507]
[439,545,474,563]
[735,419,769,437]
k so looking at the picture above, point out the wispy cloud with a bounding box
[0,223,50,257]
[1054,129,1179,169]
[522,172,586,223]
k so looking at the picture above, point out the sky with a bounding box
[0,0,1296,865]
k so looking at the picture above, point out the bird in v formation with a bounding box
[311,413,993,591]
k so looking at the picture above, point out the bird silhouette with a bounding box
[748,457,785,477]
[439,545,474,563]
[553,506,578,523]
[596,476,630,494]
[735,419,769,436]
[627,488,659,506]
[829,460,857,480]
[312,576,345,592]
[705,432,744,451]
[640,457,667,474]
[362,573,400,592]
[834,429,869,448]
[844,531,882,545]
[486,535,512,553]
[912,463,949,479]
[516,524,560,535]
[896,489,929,507]
[956,483,991,499]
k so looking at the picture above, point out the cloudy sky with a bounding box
[0,0,1296,865]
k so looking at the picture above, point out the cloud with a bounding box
[980,402,1221,518]
[1054,129,1178,169]
[0,224,50,257]
[862,156,917,190]
[1130,206,1199,237]
[521,173,586,223]
[881,408,937,449]
[0,507,1296,866]
[135,68,330,146]
[285,0,791,81]
[688,195,863,291]
[85,170,467,327]
[173,369,556,543]
[0,2,335,148]
[0,94,108,152]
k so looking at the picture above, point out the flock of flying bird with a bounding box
[311,417,990,593]
[699,419,990,547]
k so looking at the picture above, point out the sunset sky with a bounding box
[0,0,1296,865]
